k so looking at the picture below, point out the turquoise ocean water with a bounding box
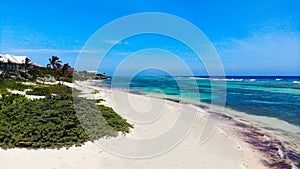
[100,76,300,127]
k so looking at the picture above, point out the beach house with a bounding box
[0,54,36,72]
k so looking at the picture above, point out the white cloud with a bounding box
[102,39,121,45]
[216,30,300,75]
[102,39,129,45]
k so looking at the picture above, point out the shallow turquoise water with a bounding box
[101,76,300,127]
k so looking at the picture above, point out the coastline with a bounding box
[80,80,300,168]
[0,80,298,169]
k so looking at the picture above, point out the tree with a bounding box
[20,58,32,79]
[47,64,51,69]
[24,58,31,73]
[7,59,12,71]
[62,63,70,77]
[47,56,62,70]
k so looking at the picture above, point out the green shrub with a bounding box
[0,94,27,110]
[26,87,51,96]
[48,85,72,95]
[64,77,74,83]
[0,94,133,149]
[99,105,133,134]
[26,85,72,96]
[0,79,33,92]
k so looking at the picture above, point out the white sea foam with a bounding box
[211,78,225,81]
[188,77,209,80]
[293,81,300,84]
[225,78,243,82]
[176,76,188,79]
[210,78,244,81]
[275,78,282,81]
[250,79,256,82]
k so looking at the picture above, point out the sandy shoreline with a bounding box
[0,80,298,169]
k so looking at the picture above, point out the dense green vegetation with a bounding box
[64,77,74,83]
[29,66,61,79]
[0,79,72,96]
[0,55,125,149]
[0,80,133,149]
[0,94,28,111]
[74,97,133,139]
[26,87,51,96]
[26,85,72,96]
[0,79,33,92]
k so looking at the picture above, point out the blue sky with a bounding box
[0,0,299,75]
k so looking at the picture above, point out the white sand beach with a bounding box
[0,81,279,169]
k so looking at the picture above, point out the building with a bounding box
[0,54,35,72]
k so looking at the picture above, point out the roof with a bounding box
[0,54,28,64]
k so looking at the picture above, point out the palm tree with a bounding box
[7,59,12,70]
[24,58,31,73]
[21,58,32,79]
[47,56,62,70]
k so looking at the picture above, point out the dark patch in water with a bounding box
[165,92,179,95]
